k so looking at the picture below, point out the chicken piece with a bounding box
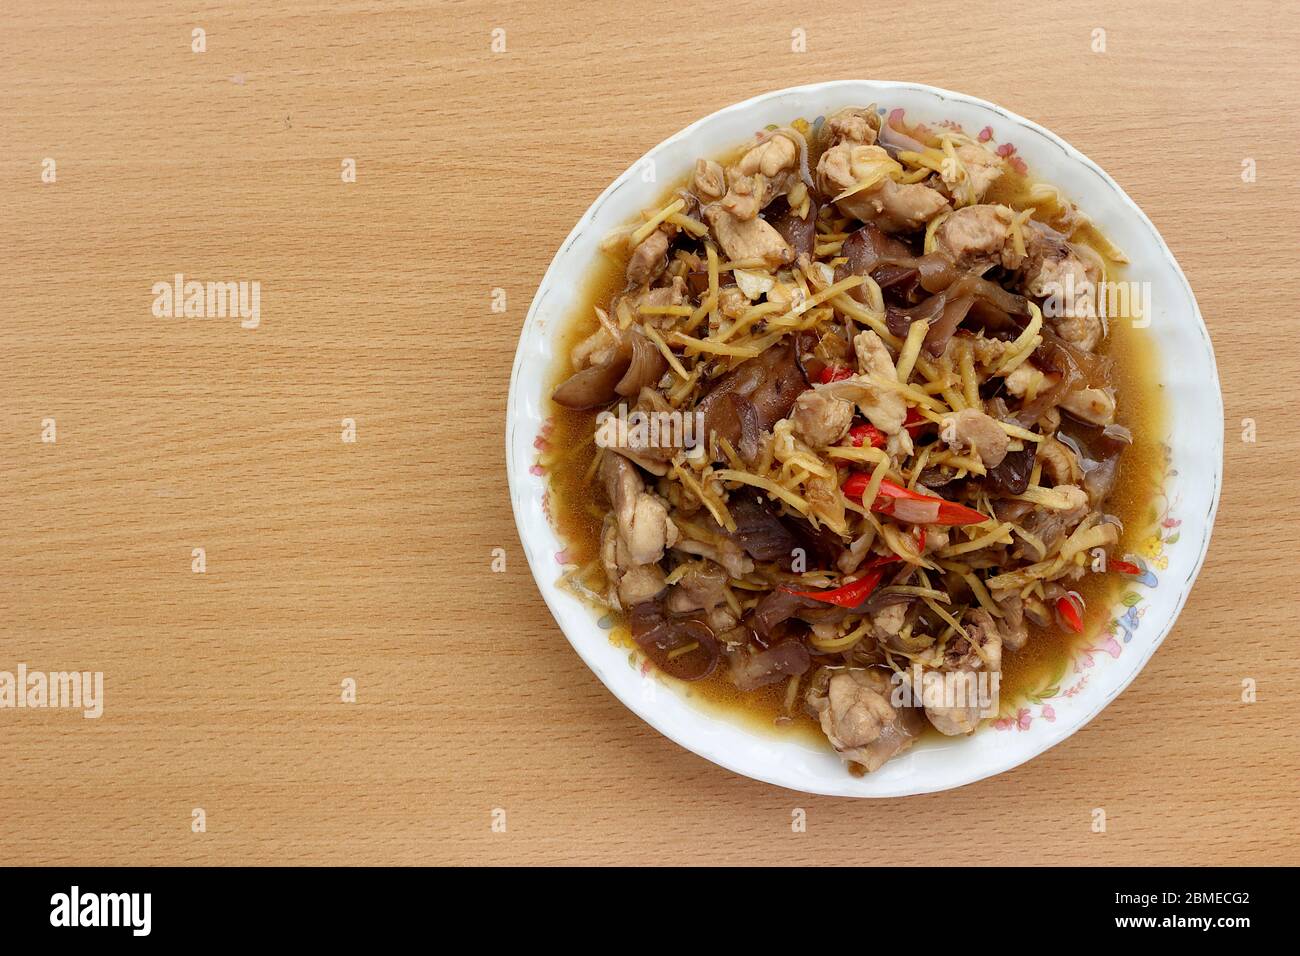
[939,144,1005,205]
[857,329,899,382]
[807,669,923,771]
[733,133,801,211]
[788,386,855,448]
[621,276,688,324]
[733,268,775,301]
[716,284,749,320]
[919,612,1002,736]
[1018,221,1069,275]
[1004,361,1045,398]
[816,142,950,232]
[972,334,1013,371]
[993,605,1034,647]
[703,204,792,269]
[605,444,671,479]
[1037,437,1082,486]
[817,384,903,438]
[1004,359,1115,428]
[871,600,909,645]
[737,132,798,179]
[1005,367,1102,434]
[600,518,667,608]
[665,560,730,614]
[867,178,952,233]
[1035,262,1102,350]
[600,388,679,477]
[625,228,671,285]
[617,565,667,606]
[709,289,741,338]
[570,321,620,371]
[624,489,675,565]
[993,591,1029,652]
[817,672,894,754]
[821,106,879,146]
[941,407,1010,468]
[720,173,764,221]
[921,663,986,725]
[1024,242,1099,311]
[600,454,677,566]
[1061,387,1116,426]
[933,204,1024,271]
[813,141,866,199]
[820,330,908,435]
[602,451,647,522]
[670,516,755,579]
[672,538,753,579]
[1021,226,1104,350]
[692,158,726,201]
[599,455,680,607]
[946,611,1004,672]
[855,329,900,386]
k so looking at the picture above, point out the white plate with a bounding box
[506,81,1221,797]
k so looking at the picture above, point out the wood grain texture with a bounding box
[1,0,1297,866]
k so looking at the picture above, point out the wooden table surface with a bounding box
[2,0,1297,866]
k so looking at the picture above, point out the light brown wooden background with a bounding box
[1,0,1297,866]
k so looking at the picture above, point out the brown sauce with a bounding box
[541,142,1167,744]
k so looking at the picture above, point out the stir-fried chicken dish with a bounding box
[549,105,1145,773]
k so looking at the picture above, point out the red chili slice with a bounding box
[848,422,886,448]
[782,556,899,609]
[841,475,987,526]
[1056,594,1085,633]
[1109,559,1142,575]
